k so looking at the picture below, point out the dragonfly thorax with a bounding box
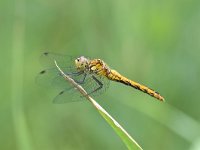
[75,56,89,71]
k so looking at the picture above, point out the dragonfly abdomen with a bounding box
[108,70,164,101]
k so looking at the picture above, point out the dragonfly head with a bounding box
[75,56,89,71]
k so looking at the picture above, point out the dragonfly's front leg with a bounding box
[58,70,87,84]
[75,73,87,84]
[58,70,84,78]
[64,71,84,76]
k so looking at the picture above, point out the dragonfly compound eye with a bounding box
[75,56,89,70]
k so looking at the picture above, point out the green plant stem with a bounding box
[54,60,143,150]
[11,0,33,149]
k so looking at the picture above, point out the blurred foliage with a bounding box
[1,0,200,150]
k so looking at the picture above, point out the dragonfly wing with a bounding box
[36,68,61,88]
[53,87,86,104]
[52,74,110,104]
[36,67,89,103]
[36,67,85,89]
[39,52,77,71]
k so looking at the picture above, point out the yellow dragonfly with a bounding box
[37,52,164,103]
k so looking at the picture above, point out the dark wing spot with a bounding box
[59,91,64,95]
[43,52,49,56]
[40,70,46,74]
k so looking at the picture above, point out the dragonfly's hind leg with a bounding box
[86,75,103,96]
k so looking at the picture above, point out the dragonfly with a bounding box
[36,52,164,103]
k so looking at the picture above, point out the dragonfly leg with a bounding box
[86,75,103,96]
[64,71,84,76]
[57,70,86,85]
[75,73,87,84]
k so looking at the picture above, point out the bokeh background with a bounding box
[1,0,200,150]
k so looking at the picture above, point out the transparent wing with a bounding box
[52,87,86,104]
[36,67,86,89]
[37,52,110,104]
[52,74,110,104]
[36,52,83,88]
[39,52,77,71]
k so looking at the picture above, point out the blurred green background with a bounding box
[1,0,200,150]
